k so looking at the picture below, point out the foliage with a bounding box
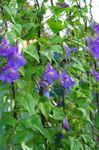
[0,0,99,150]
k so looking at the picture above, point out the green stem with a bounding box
[61,86,65,109]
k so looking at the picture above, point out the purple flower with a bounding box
[63,42,76,59]
[87,37,94,50]
[87,37,99,60]
[63,118,69,130]
[43,64,59,84]
[2,36,9,45]
[71,48,77,52]
[57,2,69,8]
[0,38,26,83]
[0,36,15,57]
[0,66,19,83]
[63,42,71,59]
[91,69,99,81]
[59,71,75,91]
[91,39,99,60]
[91,24,99,34]
[7,43,26,69]
[39,80,48,88]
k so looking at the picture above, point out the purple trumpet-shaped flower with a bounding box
[63,118,69,130]
[7,43,26,69]
[91,69,99,82]
[87,37,99,60]
[59,71,75,91]
[63,42,76,59]
[91,38,99,60]
[0,36,15,57]
[91,24,99,34]
[57,2,69,8]
[0,66,19,83]
[43,64,59,85]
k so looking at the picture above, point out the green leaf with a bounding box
[49,6,66,16]
[24,43,39,62]
[38,101,52,119]
[72,62,85,72]
[22,115,52,143]
[0,112,16,127]
[43,129,53,144]
[53,108,64,120]
[31,114,45,135]
[77,107,87,117]
[51,45,63,54]
[51,36,63,44]
[21,142,32,150]
[69,137,83,150]
[12,23,22,35]
[16,93,39,115]
[3,5,16,23]
[47,18,65,33]
[40,50,53,62]
[23,23,34,33]
[7,32,16,44]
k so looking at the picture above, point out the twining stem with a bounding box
[11,82,17,119]
[35,1,43,97]
[35,0,40,8]
[89,0,93,20]
[7,82,17,150]
[50,0,54,6]
[81,137,86,150]
[94,62,99,113]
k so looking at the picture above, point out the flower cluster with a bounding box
[87,24,99,81]
[87,24,99,60]
[87,37,99,60]
[0,36,26,83]
[41,64,75,91]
